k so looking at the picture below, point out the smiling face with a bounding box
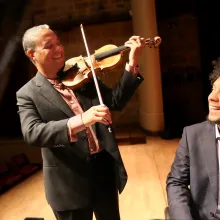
[27,28,65,78]
[208,77,220,124]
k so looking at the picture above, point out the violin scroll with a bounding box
[145,36,162,48]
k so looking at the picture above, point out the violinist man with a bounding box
[16,24,144,220]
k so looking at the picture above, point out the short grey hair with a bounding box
[22,24,50,54]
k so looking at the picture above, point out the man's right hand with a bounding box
[81,105,112,127]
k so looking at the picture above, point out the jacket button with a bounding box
[210,212,215,217]
[82,136,87,140]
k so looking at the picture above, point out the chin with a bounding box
[56,61,64,69]
[208,114,220,124]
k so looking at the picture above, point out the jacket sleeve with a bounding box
[99,70,144,111]
[166,127,194,220]
[16,90,71,148]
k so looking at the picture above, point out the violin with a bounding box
[58,36,162,90]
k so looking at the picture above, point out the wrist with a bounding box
[81,114,87,128]
[128,62,137,67]
[125,62,139,75]
[128,57,139,67]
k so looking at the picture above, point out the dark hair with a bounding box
[209,58,220,85]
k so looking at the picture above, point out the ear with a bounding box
[26,49,35,61]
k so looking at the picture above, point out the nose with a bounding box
[55,43,63,53]
[209,90,219,102]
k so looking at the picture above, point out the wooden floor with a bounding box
[0,136,179,220]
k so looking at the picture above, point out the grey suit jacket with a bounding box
[16,70,144,211]
[166,120,218,220]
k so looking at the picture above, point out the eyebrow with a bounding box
[42,40,50,44]
[43,37,60,44]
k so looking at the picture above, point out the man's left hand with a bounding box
[124,36,145,67]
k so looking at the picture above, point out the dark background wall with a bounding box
[0,0,220,162]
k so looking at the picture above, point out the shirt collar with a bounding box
[215,124,220,139]
[47,79,60,85]
[47,79,65,90]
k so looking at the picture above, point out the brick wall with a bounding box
[31,0,131,26]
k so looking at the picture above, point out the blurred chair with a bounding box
[11,153,41,177]
[0,162,22,191]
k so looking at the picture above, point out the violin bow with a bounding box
[80,24,112,133]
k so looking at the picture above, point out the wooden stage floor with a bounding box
[0,136,179,220]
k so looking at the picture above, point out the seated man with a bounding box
[166,58,220,220]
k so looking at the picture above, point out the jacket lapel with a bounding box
[35,72,74,117]
[201,122,218,203]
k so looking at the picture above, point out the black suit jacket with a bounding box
[166,121,219,220]
[16,70,143,211]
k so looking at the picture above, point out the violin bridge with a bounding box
[82,57,91,70]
